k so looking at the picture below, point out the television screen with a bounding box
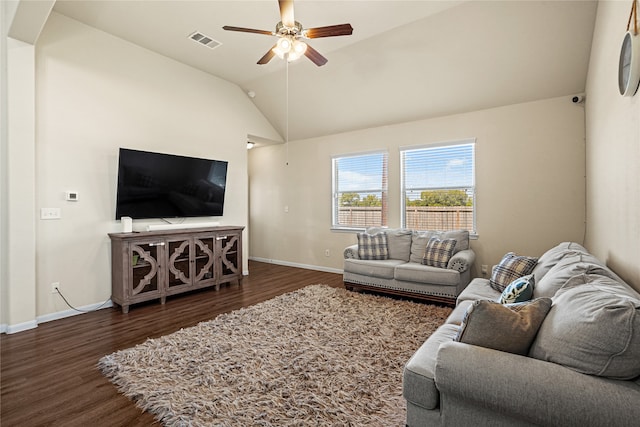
[115,148,228,220]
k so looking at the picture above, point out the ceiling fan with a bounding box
[222,0,353,66]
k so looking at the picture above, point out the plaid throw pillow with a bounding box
[422,238,457,268]
[357,232,389,260]
[490,252,538,292]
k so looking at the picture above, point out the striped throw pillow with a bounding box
[422,238,457,268]
[357,232,389,260]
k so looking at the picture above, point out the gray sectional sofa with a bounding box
[403,242,640,426]
[343,228,476,304]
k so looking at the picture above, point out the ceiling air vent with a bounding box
[189,32,222,50]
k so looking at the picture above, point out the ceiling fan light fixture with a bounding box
[272,36,306,61]
[273,36,292,58]
[287,40,307,61]
[293,39,307,54]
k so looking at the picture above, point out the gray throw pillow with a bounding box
[439,230,469,253]
[529,273,640,380]
[410,231,436,264]
[380,228,412,261]
[455,298,552,355]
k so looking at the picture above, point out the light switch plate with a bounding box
[41,208,61,220]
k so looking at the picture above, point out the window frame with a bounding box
[331,150,389,231]
[400,139,476,235]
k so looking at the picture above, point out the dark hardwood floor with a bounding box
[0,261,344,427]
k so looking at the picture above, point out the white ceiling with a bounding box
[50,0,598,141]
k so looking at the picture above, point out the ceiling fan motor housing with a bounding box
[276,21,303,37]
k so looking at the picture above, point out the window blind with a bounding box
[332,151,388,229]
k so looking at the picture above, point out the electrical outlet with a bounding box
[325,249,330,257]
[51,282,60,294]
[481,265,488,276]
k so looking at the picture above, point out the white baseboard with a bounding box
[249,257,343,275]
[5,319,38,334]
[1,300,114,335]
[36,299,114,325]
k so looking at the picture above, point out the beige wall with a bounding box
[22,12,280,322]
[585,1,640,292]
[249,96,586,276]
[3,37,37,331]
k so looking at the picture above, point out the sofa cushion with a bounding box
[385,228,412,261]
[455,298,552,355]
[456,278,501,304]
[533,253,619,299]
[498,274,534,304]
[489,252,538,292]
[422,238,457,268]
[446,300,474,325]
[394,262,460,286]
[410,231,437,264]
[532,241,588,283]
[440,230,470,253]
[403,323,460,410]
[529,273,640,380]
[343,258,405,279]
[357,232,388,260]
[366,227,412,261]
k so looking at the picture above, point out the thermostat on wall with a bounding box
[66,191,79,201]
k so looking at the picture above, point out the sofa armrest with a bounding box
[435,341,640,426]
[447,249,475,273]
[344,244,360,260]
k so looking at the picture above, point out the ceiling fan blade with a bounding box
[304,44,328,66]
[257,45,278,65]
[222,26,273,36]
[304,24,353,39]
[279,0,295,27]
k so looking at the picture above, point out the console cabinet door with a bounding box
[193,235,215,287]
[128,241,164,303]
[216,232,242,285]
[166,237,193,294]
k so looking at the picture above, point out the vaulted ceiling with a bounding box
[50,1,598,141]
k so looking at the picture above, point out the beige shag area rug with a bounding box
[98,285,451,426]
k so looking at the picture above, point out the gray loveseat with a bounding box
[343,228,476,305]
[403,242,640,426]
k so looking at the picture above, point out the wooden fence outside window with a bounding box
[338,206,473,231]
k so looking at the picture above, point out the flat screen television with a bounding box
[115,148,228,220]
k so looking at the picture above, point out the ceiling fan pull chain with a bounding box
[627,0,638,35]
[285,60,289,166]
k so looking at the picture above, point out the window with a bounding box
[332,151,388,230]
[401,140,475,233]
